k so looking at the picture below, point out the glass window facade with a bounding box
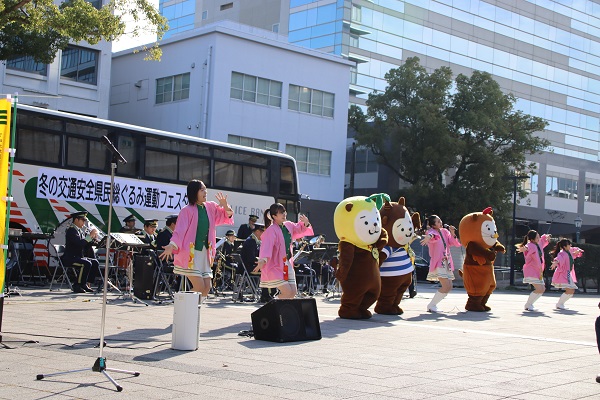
[286,144,331,176]
[546,175,578,199]
[6,56,47,76]
[156,73,190,104]
[60,46,99,85]
[160,0,195,39]
[288,0,600,164]
[230,72,282,107]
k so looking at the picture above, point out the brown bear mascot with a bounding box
[458,207,506,312]
[374,197,421,315]
[334,194,389,319]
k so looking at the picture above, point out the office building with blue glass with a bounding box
[157,0,600,240]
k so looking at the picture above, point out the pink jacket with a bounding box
[425,228,461,271]
[170,202,234,269]
[259,221,314,282]
[552,247,583,285]
[522,235,550,279]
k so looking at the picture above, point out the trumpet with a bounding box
[84,220,106,243]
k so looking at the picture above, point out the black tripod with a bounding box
[36,137,140,391]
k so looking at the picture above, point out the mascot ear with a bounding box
[345,203,354,212]
[398,197,406,207]
[412,212,421,229]
[471,214,479,222]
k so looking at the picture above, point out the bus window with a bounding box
[89,140,107,170]
[17,128,60,164]
[180,143,211,157]
[242,166,268,192]
[280,164,296,195]
[215,161,242,189]
[179,155,210,183]
[214,149,268,166]
[146,136,179,152]
[116,135,138,176]
[67,137,107,170]
[65,121,107,139]
[145,150,177,180]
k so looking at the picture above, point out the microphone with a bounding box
[101,135,127,164]
[443,224,455,230]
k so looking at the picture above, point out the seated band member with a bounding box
[63,211,99,293]
[119,214,138,233]
[240,223,273,302]
[221,230,239,269]
[156,214,178,250]
[138,219,158,255]
[237,214,259,240]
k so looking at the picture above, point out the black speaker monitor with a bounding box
[251,298,321,343]
[133,255,154,300]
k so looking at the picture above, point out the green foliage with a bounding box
[0,0,167,63]
[351,57,550,225]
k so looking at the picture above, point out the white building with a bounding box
[110,21,352,205]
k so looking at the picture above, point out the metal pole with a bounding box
[510,177,517,286]
[349,141,356,197]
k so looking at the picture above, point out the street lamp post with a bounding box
[574,215,582,243]
[349,141,356,197]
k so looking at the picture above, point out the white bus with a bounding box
[9,104,301,267]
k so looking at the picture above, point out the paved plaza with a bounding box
[1,284,599,400]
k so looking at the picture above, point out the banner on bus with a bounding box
[36,167,189,212]
[0,98,12,292]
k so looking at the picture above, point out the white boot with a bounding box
[524,292,542,311]
[556,293,573,310]
[427,291,447,312]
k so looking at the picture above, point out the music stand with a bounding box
[36,136,139,391]
[111,233,149,306]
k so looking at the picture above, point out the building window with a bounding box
[230,72,282,107]
[288,84,334,118]
[346,146,377,173]
[272,23,279,33]
[351,5,361,23]
[60,46,99,84]
[228,135,279,152]
[349,34,359,48]
[546,175,578,199]
[350,66,357,85]
[220,2,233,11]
[202,10,208,19]
[286,144,331,176]
[6,56,47,76]
[86,0,102,9]
[156,73,190,104]
[524,173,538,193]
[585,181,600,203]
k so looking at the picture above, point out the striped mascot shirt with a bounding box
[379,245,414,277]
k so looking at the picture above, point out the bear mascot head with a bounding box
[381,197,421,250]
[333,194,389,319]
[458,206,505,312]
[374,197,421,315]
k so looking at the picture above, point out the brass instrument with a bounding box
[213,251,225,290]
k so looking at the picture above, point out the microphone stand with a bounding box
[36,137,140,391]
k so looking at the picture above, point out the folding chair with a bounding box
[49,244,74,291]
[95,248,122,293]
[230,254,260,302]
[151,250,176,302]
